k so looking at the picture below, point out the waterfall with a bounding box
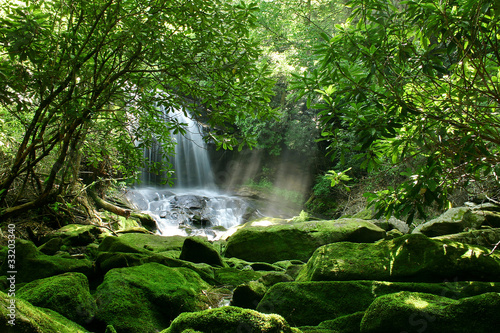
[130,106,254,239]
[141,106,216,188]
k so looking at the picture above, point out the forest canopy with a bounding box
[0,0,274,217]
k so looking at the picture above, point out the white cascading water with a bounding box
[128,107,250,239]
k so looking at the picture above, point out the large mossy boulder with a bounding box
[94,262,210,333]
[412,207,485,236]
[0,239,94,283]
[97,233,185,254]
[297,234,500,282]
[179,237,224,267]
[257,280,500,326]
[0,291,88,333]
[225,219,386,263]
[160,306,301,333]
[17,272,97,326]
[360,291,500,333]
[40,224,101,247]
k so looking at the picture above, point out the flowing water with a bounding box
[128,107,251,239]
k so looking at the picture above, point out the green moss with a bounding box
[0,290,89,332]
[179,237,224,267]
[214,267,264,287]
[17,272,97,326]
[95,262,210,333]
[0,239,94,284]
[318,311,364,333]
[98,233,185,254]
[256,280,500,327]
[40,224,101,247]
[297,234,500,282]
[225,219,385,263]
[161,306,299,333]
[360,291,500,333]
[232,281,267,309]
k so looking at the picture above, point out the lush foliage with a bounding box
[0,0,275,215]
[295,0,500,221]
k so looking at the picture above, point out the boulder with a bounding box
[0,239,94,283]
[433,228,500,247]
[97,233,185,254]
[40,224,101,247]
[95,262,210,333]
[17,272,97,326]
[374,216,409,234]
[231,281,267,309]
[179,237,224,267]
[360,291,500,333]
[256,280,500,327]
[160,306,301,333]
[213,267,265,287]
[412,207,485,236]
[0,290,88,332]
[297,234,500,282]
[317,311,365,333]
[225,219,386,263]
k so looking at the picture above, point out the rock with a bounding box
[17,272,97,327]
[160,306,301,333]
[95,251,217,284]
[0,290,88,332]
[97,233,185,254]
[0,239,94,283]
[213,267,264,287]
[40,224,101,247]
[385,229,404,239]
[317,311,365,333]
[225,219,386,263]
[374,216,409,234]
[231,281,267,309]
[433,228,500,247]
[256,280,500,327]
[258,272,294,287]
[412,207,485,236]
[297,234,500,282]
[360,291,500,333]
[179,237,224,267]
[95,262,210,333]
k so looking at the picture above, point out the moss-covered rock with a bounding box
[0,239,94,283]
[433,228,500,247]
[40,224,101,247]
[225,219,385,263]
[97,233,185,254]
[256,280,500,326]
[232,281,267,309]
[412,207,485,236]
[318,311,364,333]
[0,290,89,332]
[17,272,97,326]
[95,250,218,284]
[214,267,265,287]
[160,306,301,333]
[179,237,224,267]
[360,291,500,333]
[95,262,210,333]
[297,234,500,282]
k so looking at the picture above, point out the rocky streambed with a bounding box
[2,202,500,332]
